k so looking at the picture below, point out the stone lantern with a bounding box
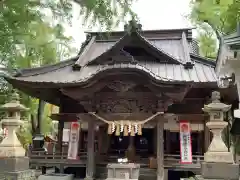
[202,91,233,163]
[0,92,35,179]
[201,91,239,180]
[0,92,28,157]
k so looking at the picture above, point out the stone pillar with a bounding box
[85,120,95,180]
[0,92,35,179]
[201,91,239,180]
[157,118,164,180]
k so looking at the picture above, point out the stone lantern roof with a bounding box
[202,91,231,112]
[0,92,28,112]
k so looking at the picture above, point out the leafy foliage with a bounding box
[189,0,240,58]
[0,0,135,147]
[196,24,217,58]
[75,0,137,29]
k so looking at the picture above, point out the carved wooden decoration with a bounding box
[62,76,190,114]
[107,81,136,92]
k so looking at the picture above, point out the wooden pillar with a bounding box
[85,121,95,180]
[98,126,104,154]
[166,130,171,154]
[157,118,164,180]
[197,131,203,155]
[57,120,64,153]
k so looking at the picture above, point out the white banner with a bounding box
[179,121,192,164]
[62,128,70,142]
[67,122,80,160]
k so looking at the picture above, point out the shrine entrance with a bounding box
[4,24,223,180]
[109,128,154,159]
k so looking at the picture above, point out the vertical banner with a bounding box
[67,122,80,160]
[179,121,192,164]
[62,129,70,142]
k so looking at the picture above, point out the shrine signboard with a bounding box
[67,122,80,160]
[179,121,192,164]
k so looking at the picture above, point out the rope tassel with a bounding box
[124,125,128,136]
[138,124,142,135]
[130,126,135,136]
[108,124,112,134]
[115,124,120,136]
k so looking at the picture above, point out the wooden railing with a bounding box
[29,150,203,169]
[164,154,203,164]
[29,151,87,160]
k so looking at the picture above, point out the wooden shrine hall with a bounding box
[3,21,238,180]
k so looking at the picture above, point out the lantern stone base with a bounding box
[201,162,239,180]
[0,157,29,172]
[204,151,234,163]
[0,169,35,180]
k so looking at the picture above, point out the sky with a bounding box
[65,0,193,49]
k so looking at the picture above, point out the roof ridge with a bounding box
[85,27,194,34]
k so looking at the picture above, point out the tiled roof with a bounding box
[6,28,217,85]
[9,57,217,84]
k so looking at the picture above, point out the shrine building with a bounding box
[3,22,238,180]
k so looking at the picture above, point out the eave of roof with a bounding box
[5,58,217,88]
[14,56,78,77]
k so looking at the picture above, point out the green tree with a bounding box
[189,0,240,59]
[0,0,136,146]
[196,25,217,58]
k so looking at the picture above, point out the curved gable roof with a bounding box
[4,28,217,87]
[76,31,182,66]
